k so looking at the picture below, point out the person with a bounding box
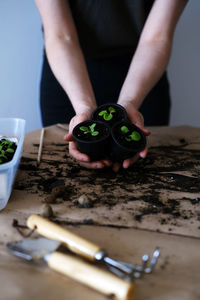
[35,0,188,171]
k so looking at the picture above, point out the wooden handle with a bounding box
[27,214,102,261]
[48,252,136,300]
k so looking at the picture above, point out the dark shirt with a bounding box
[69,0,153,58]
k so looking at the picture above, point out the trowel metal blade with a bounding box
[7,238,61,261]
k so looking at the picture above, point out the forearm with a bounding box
[118,38,172,109]
[35,0,96,115]
[118,0,188,109]
[45,35,97,114]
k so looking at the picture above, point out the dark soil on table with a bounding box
[14,139,200,232]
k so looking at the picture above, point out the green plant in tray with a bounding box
[98,106,116,121]
[80,123,99,136]
[120,126,141,142]
[0,139,16,164]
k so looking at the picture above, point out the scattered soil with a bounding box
[14,139,200,234]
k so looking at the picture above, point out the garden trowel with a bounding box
[26,214,160,279]
[7,237,135,300]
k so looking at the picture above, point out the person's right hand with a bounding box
[64,110,112,169]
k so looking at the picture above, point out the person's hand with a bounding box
[64,109,112,169]
[112,101,150,172]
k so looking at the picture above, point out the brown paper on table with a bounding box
[4,125,200,239]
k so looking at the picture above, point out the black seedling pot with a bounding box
[0,138,17,165]
[110,120,146,162]
[72,120,111,161]
[91,103,128,128]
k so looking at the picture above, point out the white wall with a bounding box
[0,0,199,132]
[168,0,200,127]
[0,0,43,132]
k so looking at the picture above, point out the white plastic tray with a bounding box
[0,118,26,210]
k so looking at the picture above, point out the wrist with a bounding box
[73,100,97,116]
[118,98,141,111]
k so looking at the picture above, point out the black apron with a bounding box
[40,0,170,126]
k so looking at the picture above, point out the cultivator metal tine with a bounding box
[143,247,160,274]
[105,247,160,279]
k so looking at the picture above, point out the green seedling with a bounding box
[80,123,99,136]
[120,126,141,142]
[120,126,129,134]
[0,139,16,164]
[98,106,116,121]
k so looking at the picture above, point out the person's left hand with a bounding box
[112,101,150,172]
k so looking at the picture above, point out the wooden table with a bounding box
[0,125,200,300]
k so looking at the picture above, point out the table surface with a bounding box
[0,125,200,300]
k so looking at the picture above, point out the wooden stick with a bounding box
[37,128,45,166]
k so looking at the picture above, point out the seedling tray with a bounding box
[0,118,26,210]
